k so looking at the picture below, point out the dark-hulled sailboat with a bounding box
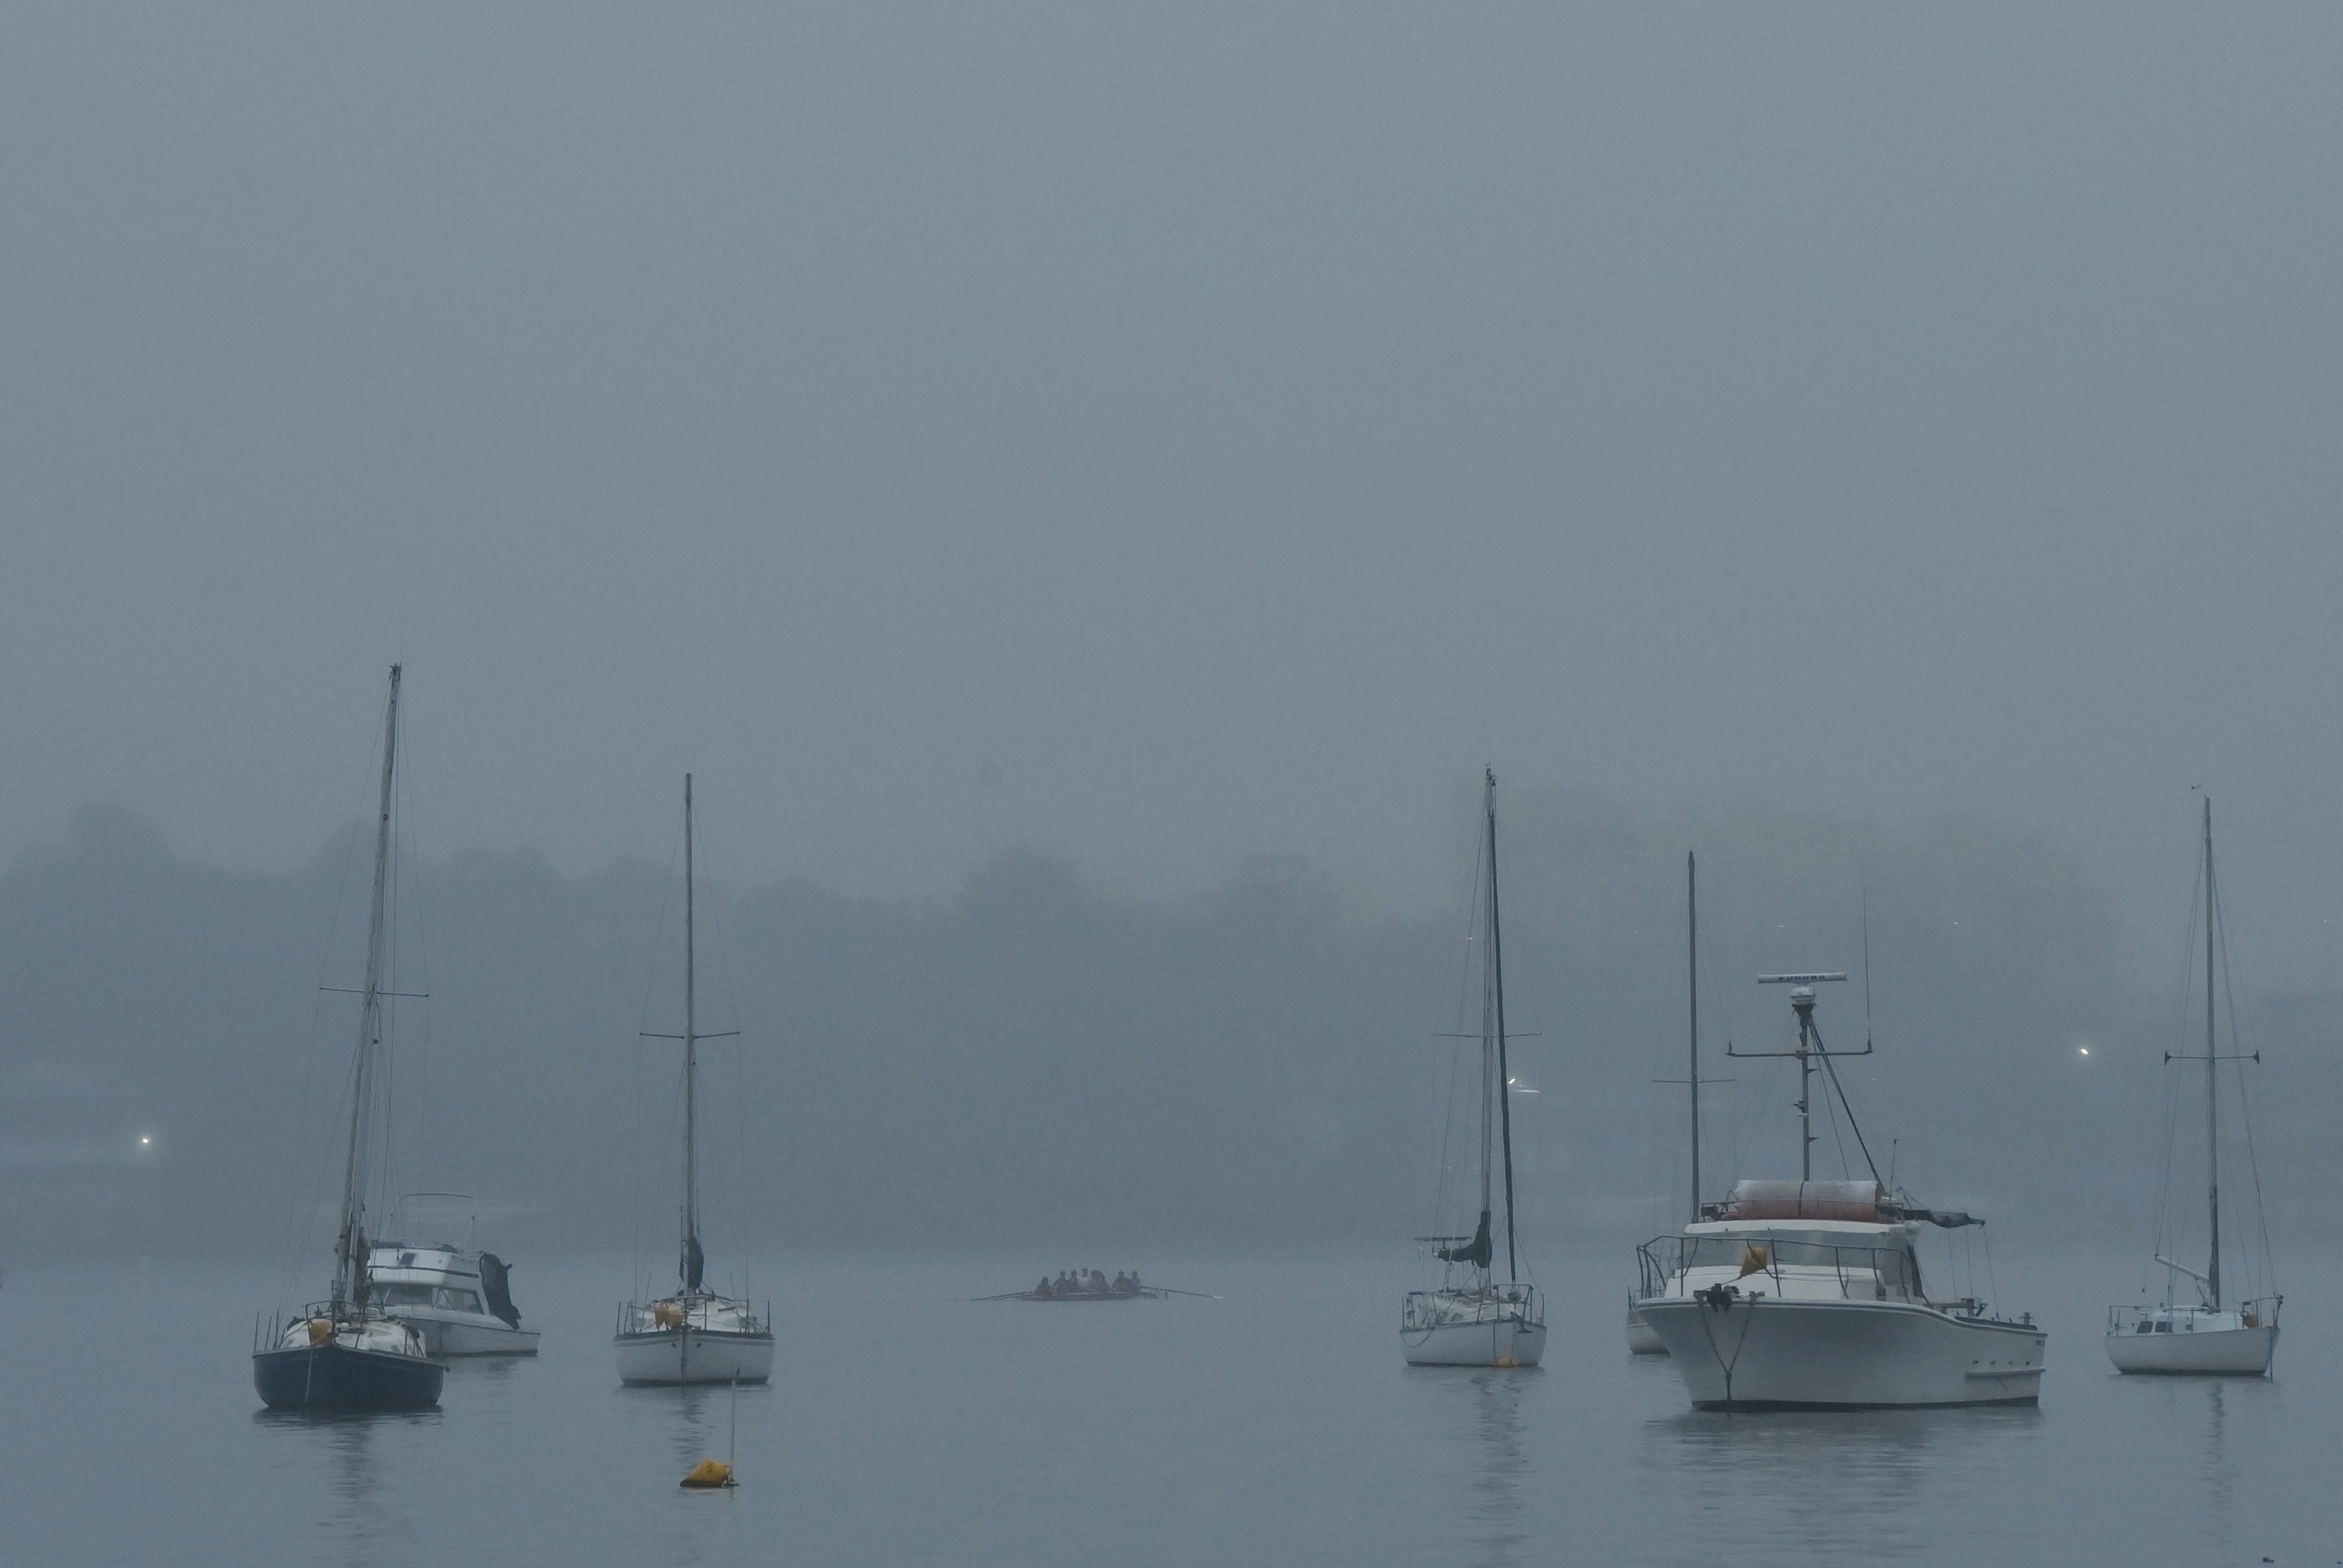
[253,665,446,1411]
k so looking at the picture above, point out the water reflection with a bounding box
[609,1380,768,1567]
[1642,1404,2043,1563]
[250,1406,443,1568]
[1404,1366,1533,1568]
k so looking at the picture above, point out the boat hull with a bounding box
[614,1329,775,1386]
[396,1311,542,1357]
[2106,1324,2276,1375]
[254,1343,446,1411]
[1401,1316,1547,1368]
[1635,1296,2044,1408]
[1626,1301,1668,1355]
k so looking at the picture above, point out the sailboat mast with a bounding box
[335,663,401,1312]
[684,773,700,1292]
[1487,770,1519,1283]
[2204,795,2220,1312]
[1687,852,1700,1224]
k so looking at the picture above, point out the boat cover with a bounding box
[1724,1180,1881,1222]
[1438,1210,1493,1268]
[477,1252,523,1328]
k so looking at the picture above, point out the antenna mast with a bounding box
[1735,973,1860,1181]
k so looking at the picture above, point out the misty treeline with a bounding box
[0,794,2329,1266]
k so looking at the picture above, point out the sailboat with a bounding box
[1401,770,1546,1369]
[253,665,447,1412]
[2106,797,2281,1375]
[613,776,776,1386]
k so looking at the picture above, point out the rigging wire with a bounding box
[630,813,686,1303]
[688,795,756,1300]
[2148,836,2207,1300]
[2212,854,2278,1303]
[274,687,384,1312]
[1423,827,1487,1285]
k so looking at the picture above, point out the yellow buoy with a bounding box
[680,1460,735,1490]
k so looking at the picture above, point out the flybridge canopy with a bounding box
[1724,1180,1881,1222]
[1708,1178,1980,1229]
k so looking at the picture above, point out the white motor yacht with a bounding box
[370,1194,540,1357]
[1635,1187,2044,1408]
[1401,772,1545,1369]
[1634,979,2045,1409]
[2105,798,2281,1377]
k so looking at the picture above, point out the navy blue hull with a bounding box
[254,1343,446,1410]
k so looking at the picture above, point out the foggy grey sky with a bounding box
[6,3,2339,986]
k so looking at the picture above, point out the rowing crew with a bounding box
[1033,1269,1143,1298]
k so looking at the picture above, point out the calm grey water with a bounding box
[3,1242,2333,1566]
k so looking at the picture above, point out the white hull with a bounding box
[615,1329,774,1385]
[398,1310,541,1357]
[1637,1296,2044,1407]
[2106,1324,2276,1375]
[1401,1316,1546,1368]
[1626,1301,1668,1355]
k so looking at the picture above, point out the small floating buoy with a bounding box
[680,1460,735,1490]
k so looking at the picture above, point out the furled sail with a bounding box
[1438,1211,1493,1268]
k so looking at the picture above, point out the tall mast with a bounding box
[683,773,700,1293]
[334,663,401,1313]
[1687,852,1700,1224]
[2204,795,2220,1312]
[1487,770,1519,1283]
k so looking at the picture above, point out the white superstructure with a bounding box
[1634,1204,2043,1407]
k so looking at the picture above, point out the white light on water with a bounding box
[2078,1048,2090,1057]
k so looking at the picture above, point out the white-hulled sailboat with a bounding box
[613,776,775,1386]
[2106,797,2281,1376]
[1401,770,1545,1369]
[253,665,446,1411]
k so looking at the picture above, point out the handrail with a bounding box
[1637,1235,1920,1304]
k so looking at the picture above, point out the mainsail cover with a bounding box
[1438,1211,1493,1268]
[682,1234,706,1292]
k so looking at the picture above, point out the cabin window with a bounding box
[379,1283,434,1306]
[2154,1320,2172,1333]
[433,1287,482,1313]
